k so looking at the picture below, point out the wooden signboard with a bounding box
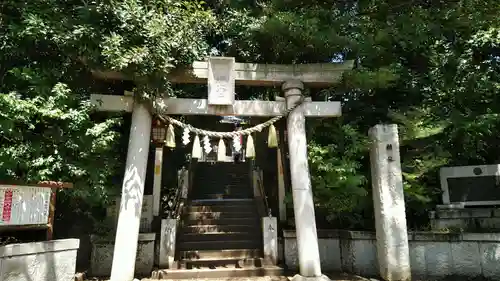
[0,185,51,226]
[0,182,72,240]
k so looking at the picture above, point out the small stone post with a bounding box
[283,80,328,281]
[159,218,178,269]
[110,101,152,281]
[262,216,278,265]
[369,124,411,281]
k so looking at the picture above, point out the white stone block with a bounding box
[369,124,411,281]
[159,219,177,269]
[479,242,500,279]
[283,233,299,270]
[318,239,341,271]
[0,239,79,281]
[208,57,235,105]
[352,239,378,276]
[409,242,427,277]
[425,242,452,277]
[451,242,481,276]
[262,217,278,265]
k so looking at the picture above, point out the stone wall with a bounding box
[0,239,80,281]
[430,207,500,231]
[284,230,500,279]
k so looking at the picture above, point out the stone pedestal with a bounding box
[369,124,411,281]
[91,234,155,277]
[283,80,323,278]
[110,101,152,281]
[430,205,500,231]
[0,239,80,281]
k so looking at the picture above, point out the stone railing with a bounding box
[284,230,500,279]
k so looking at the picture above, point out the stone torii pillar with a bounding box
[110,101,152,281]
[282,80,327,281]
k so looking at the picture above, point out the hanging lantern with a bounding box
[151,119,166,145]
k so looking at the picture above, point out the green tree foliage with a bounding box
[1,0,499,231]
[0,0,214,232]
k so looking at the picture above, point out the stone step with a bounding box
[181,224,260,234]
[177,240,262,251]
[196,163,249,168]
[186,204,256,213]
[195,171,249,176]
[178,249,262,260]
[172,258,272,270]
[190,187,252,194]
[184,211,257,220]
[192,193,254,200]
[189,199,255,206]
[183,217,260,226]
[193,177,250,182]
[178,232,257,242]
[195,170,249,176]
[153,266,284,279]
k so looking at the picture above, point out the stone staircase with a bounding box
[155,162,282,279]
[190,162,254,200]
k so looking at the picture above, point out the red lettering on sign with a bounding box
[2,189,13,222]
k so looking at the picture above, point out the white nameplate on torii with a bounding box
[207,57,235,106]
[90,94,341,117]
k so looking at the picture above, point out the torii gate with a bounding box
[91,57,353,281]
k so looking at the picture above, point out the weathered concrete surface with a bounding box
[91,59,354,87]
[90,233,155,277]
[369,124,411,281]
[283,80,322,278]
[284,230,500,279]
[90,94,342,117]
[0,239,80,281]
[110,101,152,281]
[430,207,500,231]
[159,219,177,269]
[263,216,278,265]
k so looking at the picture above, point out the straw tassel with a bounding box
[191,135,202,159]
[267,124,278,148]
[245,135,255,159]
[217,138,226,162]
[165,124,176,148]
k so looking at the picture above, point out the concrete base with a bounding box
[291,274,331,281]
[90,233,155,277]
[430,207,500,231]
